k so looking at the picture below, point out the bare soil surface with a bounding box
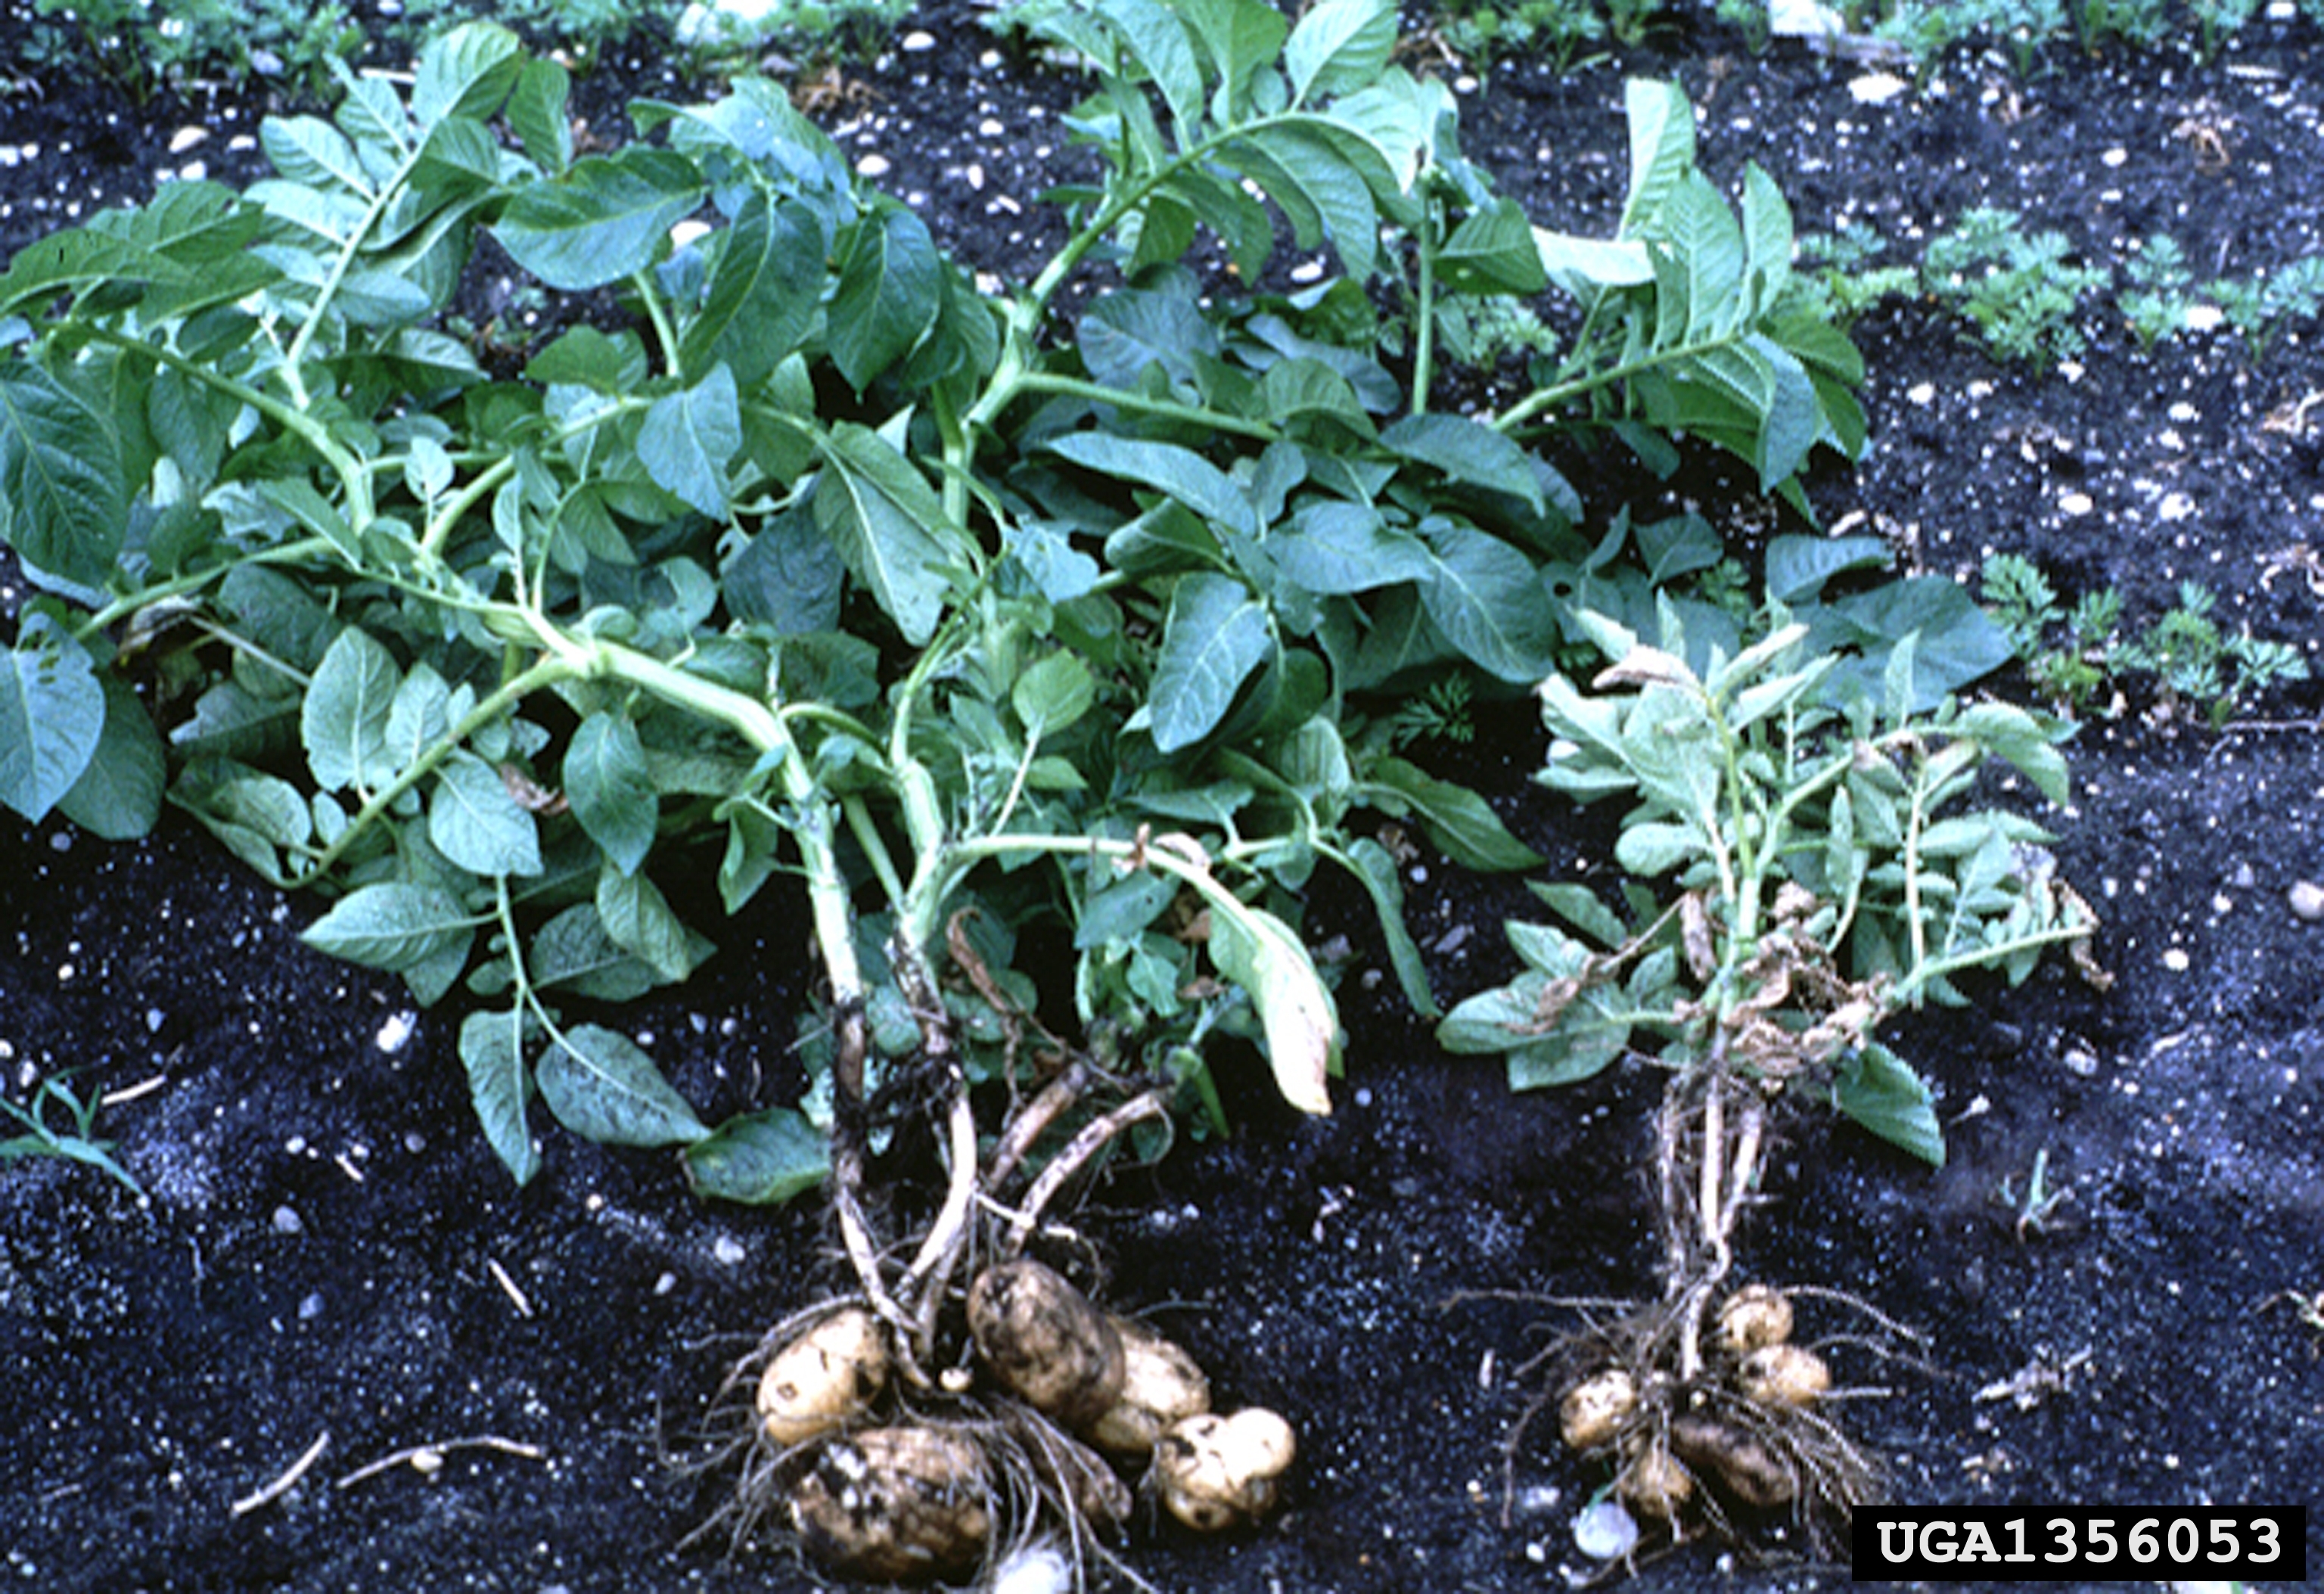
[3,4,2322,1591]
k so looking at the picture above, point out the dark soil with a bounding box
[4,4,2323,1592]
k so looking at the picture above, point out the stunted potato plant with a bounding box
[1442,594,2104,1549]
[0,0,1869,1578]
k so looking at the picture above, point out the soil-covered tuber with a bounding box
[968,1261,1126,1430]
[1556,1369,1639,1453]
[757,1306,890,1447]
[1088,1316,1211,1458]
[1713,1285,1795,1357]
[1737,1343,1831,1409]
[1616,1440,1695,1520]
[1152,1409,1297,1530]
[1670,1415,1795,1509]
[790,1425,993,1582]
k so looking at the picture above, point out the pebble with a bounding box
[375,1011,415,1053]
[2158,491,2195,521]
[1849,73,1908,105]
[168,126,208,154]
[299,1293,325,1321]
[712,1235,747,1266]
[272,1205,304,1235]
[978,117,1005,138]
[856,154,892,178]
[2058,492,2095,517]
[2162,947,2190,971]
[1906,381,1935,405]
[2185,303,2226,332]
[2101,147,2127,167]
[2290,881,2324,921]
[901,29,935,51]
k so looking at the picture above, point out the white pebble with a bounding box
[2162,947,2190,972]
[2101,147,2127,167]
[1849,73,1909,104]
[375,1011,416,1053]
[2290,881,2324,921]
[990,1540,1073,1594]
[713,1235,747,1266]
[2158,492,2195,521]
[977,117,1005,138]
[1574,1499,1641,1559]
[856,153,892,178]
[2058,492,2095,517]
[1906,381,1935,406]
[2185,304,2225,332]
[901,29,934,50]
[168,126,209,154]
[272,1206,305,1235]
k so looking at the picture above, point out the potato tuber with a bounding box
[1152,1408,1297,1531]
[968,1260,1126,1430]
[1087,1316,1211,1458]
[1714,1285,1795,1357]
[1737,1343,1831,1409]
[1557,1369,1639,1453]
[791,1425,992,1582]
[1670,1415,1795,1509]
[757,1305,890,1448]
[1616,1441,1695,1520]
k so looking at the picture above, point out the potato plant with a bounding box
[1441,595,2105,1547]
[1,0,1875,1575]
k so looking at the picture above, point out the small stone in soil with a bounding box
[2289,881,2324,921]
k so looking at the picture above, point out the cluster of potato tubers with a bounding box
[1557,1285,1835,1524]
[757,1260,1294,1580]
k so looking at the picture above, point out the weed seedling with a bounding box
[1981,552,2121,714]
[2120,583,2310,727]
[1924,207,2110,371]
[0,1076,144,1197]
[2120,235,2196,352]
[1996,1147,2072,1241]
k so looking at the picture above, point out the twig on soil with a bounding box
[335,1434,548,1490]
[484,1256,534,1318]
[229,1430,330,1515]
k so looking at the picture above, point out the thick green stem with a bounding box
[632,270,683,382]
[1005,372,1284,443]
[77,328,371,526]
[967,109,1351,436]
[1412,194,1440,416]
[1489,328,1762,436]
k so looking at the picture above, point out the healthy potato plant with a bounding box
[0,0,1887,1576]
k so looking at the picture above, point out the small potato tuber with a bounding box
[1616,1441,1695,1520]
[1557,1369,1639,1453]
[1714,1285,1795,1357]
[1087,1316,1211,1458]
[1152,1409,1297,1531]
[1737,1343,1831,1409]
[756,1305,890,1447]
[1669,1415,1795,1509]
[969,1261,1126,1430]
[791,1425,991,1582]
